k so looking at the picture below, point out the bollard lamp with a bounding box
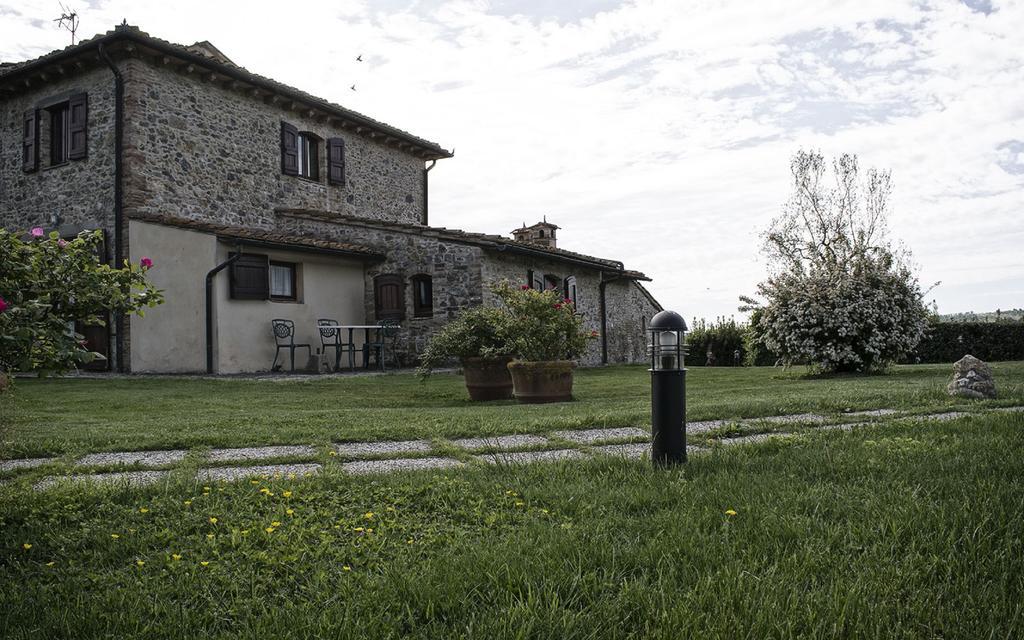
[647,310,688,466]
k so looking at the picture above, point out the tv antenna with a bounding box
[54,3,80,45]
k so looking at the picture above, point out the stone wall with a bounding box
[121,59,427,229]
[0,65,116,237]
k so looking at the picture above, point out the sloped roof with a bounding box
[0,24,451,160]
[128,212,384,261]
[276,208,650,280]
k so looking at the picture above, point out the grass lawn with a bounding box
[2,362,1024,458]
[1,412,1022,638]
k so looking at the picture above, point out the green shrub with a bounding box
[904,322,1024,363]
[685,317,748,367]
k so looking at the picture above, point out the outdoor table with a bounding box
[317,324,400,369]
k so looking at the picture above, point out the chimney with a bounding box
[511,217,560,249]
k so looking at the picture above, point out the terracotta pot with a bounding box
[461,356,514,401]
[507,360,575,404]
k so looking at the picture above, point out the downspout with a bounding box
[422,159,436,225]
[205,250,242,374]
[98,43,125,372]
[599,274,609,365]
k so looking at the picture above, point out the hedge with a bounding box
[904,322,1024,364]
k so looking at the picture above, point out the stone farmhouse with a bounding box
[1,25,660,374]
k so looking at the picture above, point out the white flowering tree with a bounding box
[741,151,931,373]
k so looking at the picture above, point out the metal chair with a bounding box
[317,318,356,371]
[271,319,312,372]
[363,318,400,371]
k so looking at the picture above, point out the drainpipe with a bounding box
[99,43,125,372]
[422,159,436,225]
[205,250,242,374]
[599,274,609,365]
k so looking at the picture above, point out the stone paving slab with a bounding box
[207,445,318,462]
[551,427,647,444]
[0,457,57,472]
[993,406,1024,413]
[197,463,321,482]
[477,449,587,465]
[688,420,728,433]
[718,433,790,446]
[78,450,187,468]
[755,413,828,424]
[35,470,169,490]
[589,443,707,459]
[845,409,898,417]
[450,435,548,451]
[334,440,432,457]
[342,457,463,475]
[922,411,970,422]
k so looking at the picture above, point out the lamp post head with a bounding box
[647,310,688,371]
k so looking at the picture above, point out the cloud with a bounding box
[2,0,1021,319]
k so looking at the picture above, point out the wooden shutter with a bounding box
[68,93,88,160]
[281,122,298,175]
[230,253,269,300]
[327,137,346,186]
[22,109,39,172]
[374,274,405,320]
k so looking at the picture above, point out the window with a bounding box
[23,92,87,172]
[411,274,433,317]
[374,274,405,320]
[527,269,544,290]
[544,274,560,291]
[269,261,297,301]
[296,133,320,180]
[563,276,578,306]
[229,253,299,302]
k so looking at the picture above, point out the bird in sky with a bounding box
[350,85,356,91]
[356,54,363,62]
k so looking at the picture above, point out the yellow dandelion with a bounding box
[386,506,396,512]
[241,530,250,535]
[367,528,374,533]
[328,450,337,457]
[342,565,351,571]
[725,509,738,517]
[172,554,182,561]
[286,509,294,516]
[353,526,365,533]
[363,512,374,520]
[282,491,292,498]
[203,486,211,491]
[514,501,525,507]
[540,509,550,514]
[136,560,145,567]
[200,561,210,567]
[265,527,276,534]
[288,473,297,479]
[46,561,56,567]
[250,479,259,485]
[139,507,149,513]
[110,534,120,540]
[406,538,414,544]
[183,500,192,506]
[129,528,136,533]
[209,517,218,524]
[206,534,215,540]
[22,543,32,550]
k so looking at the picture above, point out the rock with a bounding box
[946,355,997,399]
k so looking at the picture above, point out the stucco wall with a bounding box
[212,244,365,374]
[128,220,214,372]
[129,220,366,373]
[121,59,426,228]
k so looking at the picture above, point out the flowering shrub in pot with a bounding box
[417,306,514,401]
[490,281,597,403]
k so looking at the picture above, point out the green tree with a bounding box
[742,151,931,373]
[0,227,163,386]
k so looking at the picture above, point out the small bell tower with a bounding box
[511,216,560,249]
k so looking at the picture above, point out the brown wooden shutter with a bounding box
[281,122,298,175]
[327,137,346,185]
[68,93,88,160]
[374,274,405,320]
[22,109,39,172]
[230,253,270,300]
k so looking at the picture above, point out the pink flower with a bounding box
[140,257,153,269]
[30,227,44,237]
[57,239,67,248]
[0,297,7,313]
[520,284,530,290]
[554,303,563,310]
[564,298,572,304]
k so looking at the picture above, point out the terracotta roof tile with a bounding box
[128,212,383,260]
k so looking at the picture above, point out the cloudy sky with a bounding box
[3,0,1022,320]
